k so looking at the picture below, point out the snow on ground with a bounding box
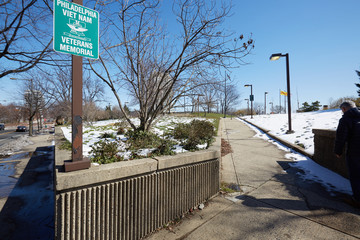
[240,109,352,196]
[242,109,342,155]
[61,116,212,160]
[0,135,33,156]
[61,111,352,196]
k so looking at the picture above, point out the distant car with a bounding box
[16,126,27,132]
[0,124,4,130]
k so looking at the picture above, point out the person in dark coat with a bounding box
[334,100,360,206]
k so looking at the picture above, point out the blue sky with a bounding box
[2,0,360,111]
[227,0,360,110]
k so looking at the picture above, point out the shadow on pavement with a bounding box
[0,146,55,240]
[238,160,360,237]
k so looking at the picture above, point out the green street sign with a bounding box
[53,0,99,59]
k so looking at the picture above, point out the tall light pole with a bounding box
[269,102,274,113]
[224,73,229,118]
[244,84,253,119]
[244,99,249,115]
[264,92,268,115]
[270,53,294,133]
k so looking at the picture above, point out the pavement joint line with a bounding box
[297,186,314,212]
[176,198,237,240]
[223,119,242,188]
[243,195,360,240]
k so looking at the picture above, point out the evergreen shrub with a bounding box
[172,119,215,151]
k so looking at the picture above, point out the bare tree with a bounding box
[224,84,240,114]
[0,103,22,123]
[273,105,285,114]
[0,0,57,79]
[33,67,104,121]
[89,0,254,131]
[200,83,218,113]
[21,80,44,136]
[217,82,240,115]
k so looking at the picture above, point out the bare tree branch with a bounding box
[90,0,254,131]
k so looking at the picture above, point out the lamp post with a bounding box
[244,84,253,119]
[224,73,230,118]
[244,99,249,115]
[270,53,294,133]
[264,92,268,115]
[269,102,274,113]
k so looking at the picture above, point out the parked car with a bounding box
[16,126,27,132]
[0,124,4,130]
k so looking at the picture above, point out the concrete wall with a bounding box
[54,129,220,240]
[312,129,348,179]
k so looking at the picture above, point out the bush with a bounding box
[172,119,215,151]
[90,139,124,164]
[58,138,72,151]
[117,127,126,135]
[126,129,163,149]
[125,129,176,158]
[100,132,116,139]
[151,139,177,156]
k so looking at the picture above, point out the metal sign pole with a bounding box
[64,0,90,172]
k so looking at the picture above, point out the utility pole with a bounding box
[224,73,227,118]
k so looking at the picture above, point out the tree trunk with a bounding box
[29,116,34,136]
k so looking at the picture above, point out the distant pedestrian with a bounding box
[334,100,360,207]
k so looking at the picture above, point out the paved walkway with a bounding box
[146,118,360,240]
[0,133,55,240]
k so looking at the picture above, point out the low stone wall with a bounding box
[312,129,348,179]
[54,128,220,240]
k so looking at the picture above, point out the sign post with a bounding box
[54,0,99,172]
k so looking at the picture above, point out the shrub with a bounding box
[58,138,72,151]
[172,119,215,151]
[90,139,124,164]
[151,139,177,156]
[117,127,126,135]
[125,129,163,150]
[125,129,177,157]
[100,132,116,139]
[172,123,190,140]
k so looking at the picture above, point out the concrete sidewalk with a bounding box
[0,133,55,240]
[146,118,360,240]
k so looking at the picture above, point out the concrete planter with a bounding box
[54,128,220,240]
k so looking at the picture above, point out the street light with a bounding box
[244,99,249,115]
[269,102,274,113]
[264,92,268,115]
[270,53,294,133]
[244,84,253,119]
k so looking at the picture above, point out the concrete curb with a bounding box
[239,117,314,159]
